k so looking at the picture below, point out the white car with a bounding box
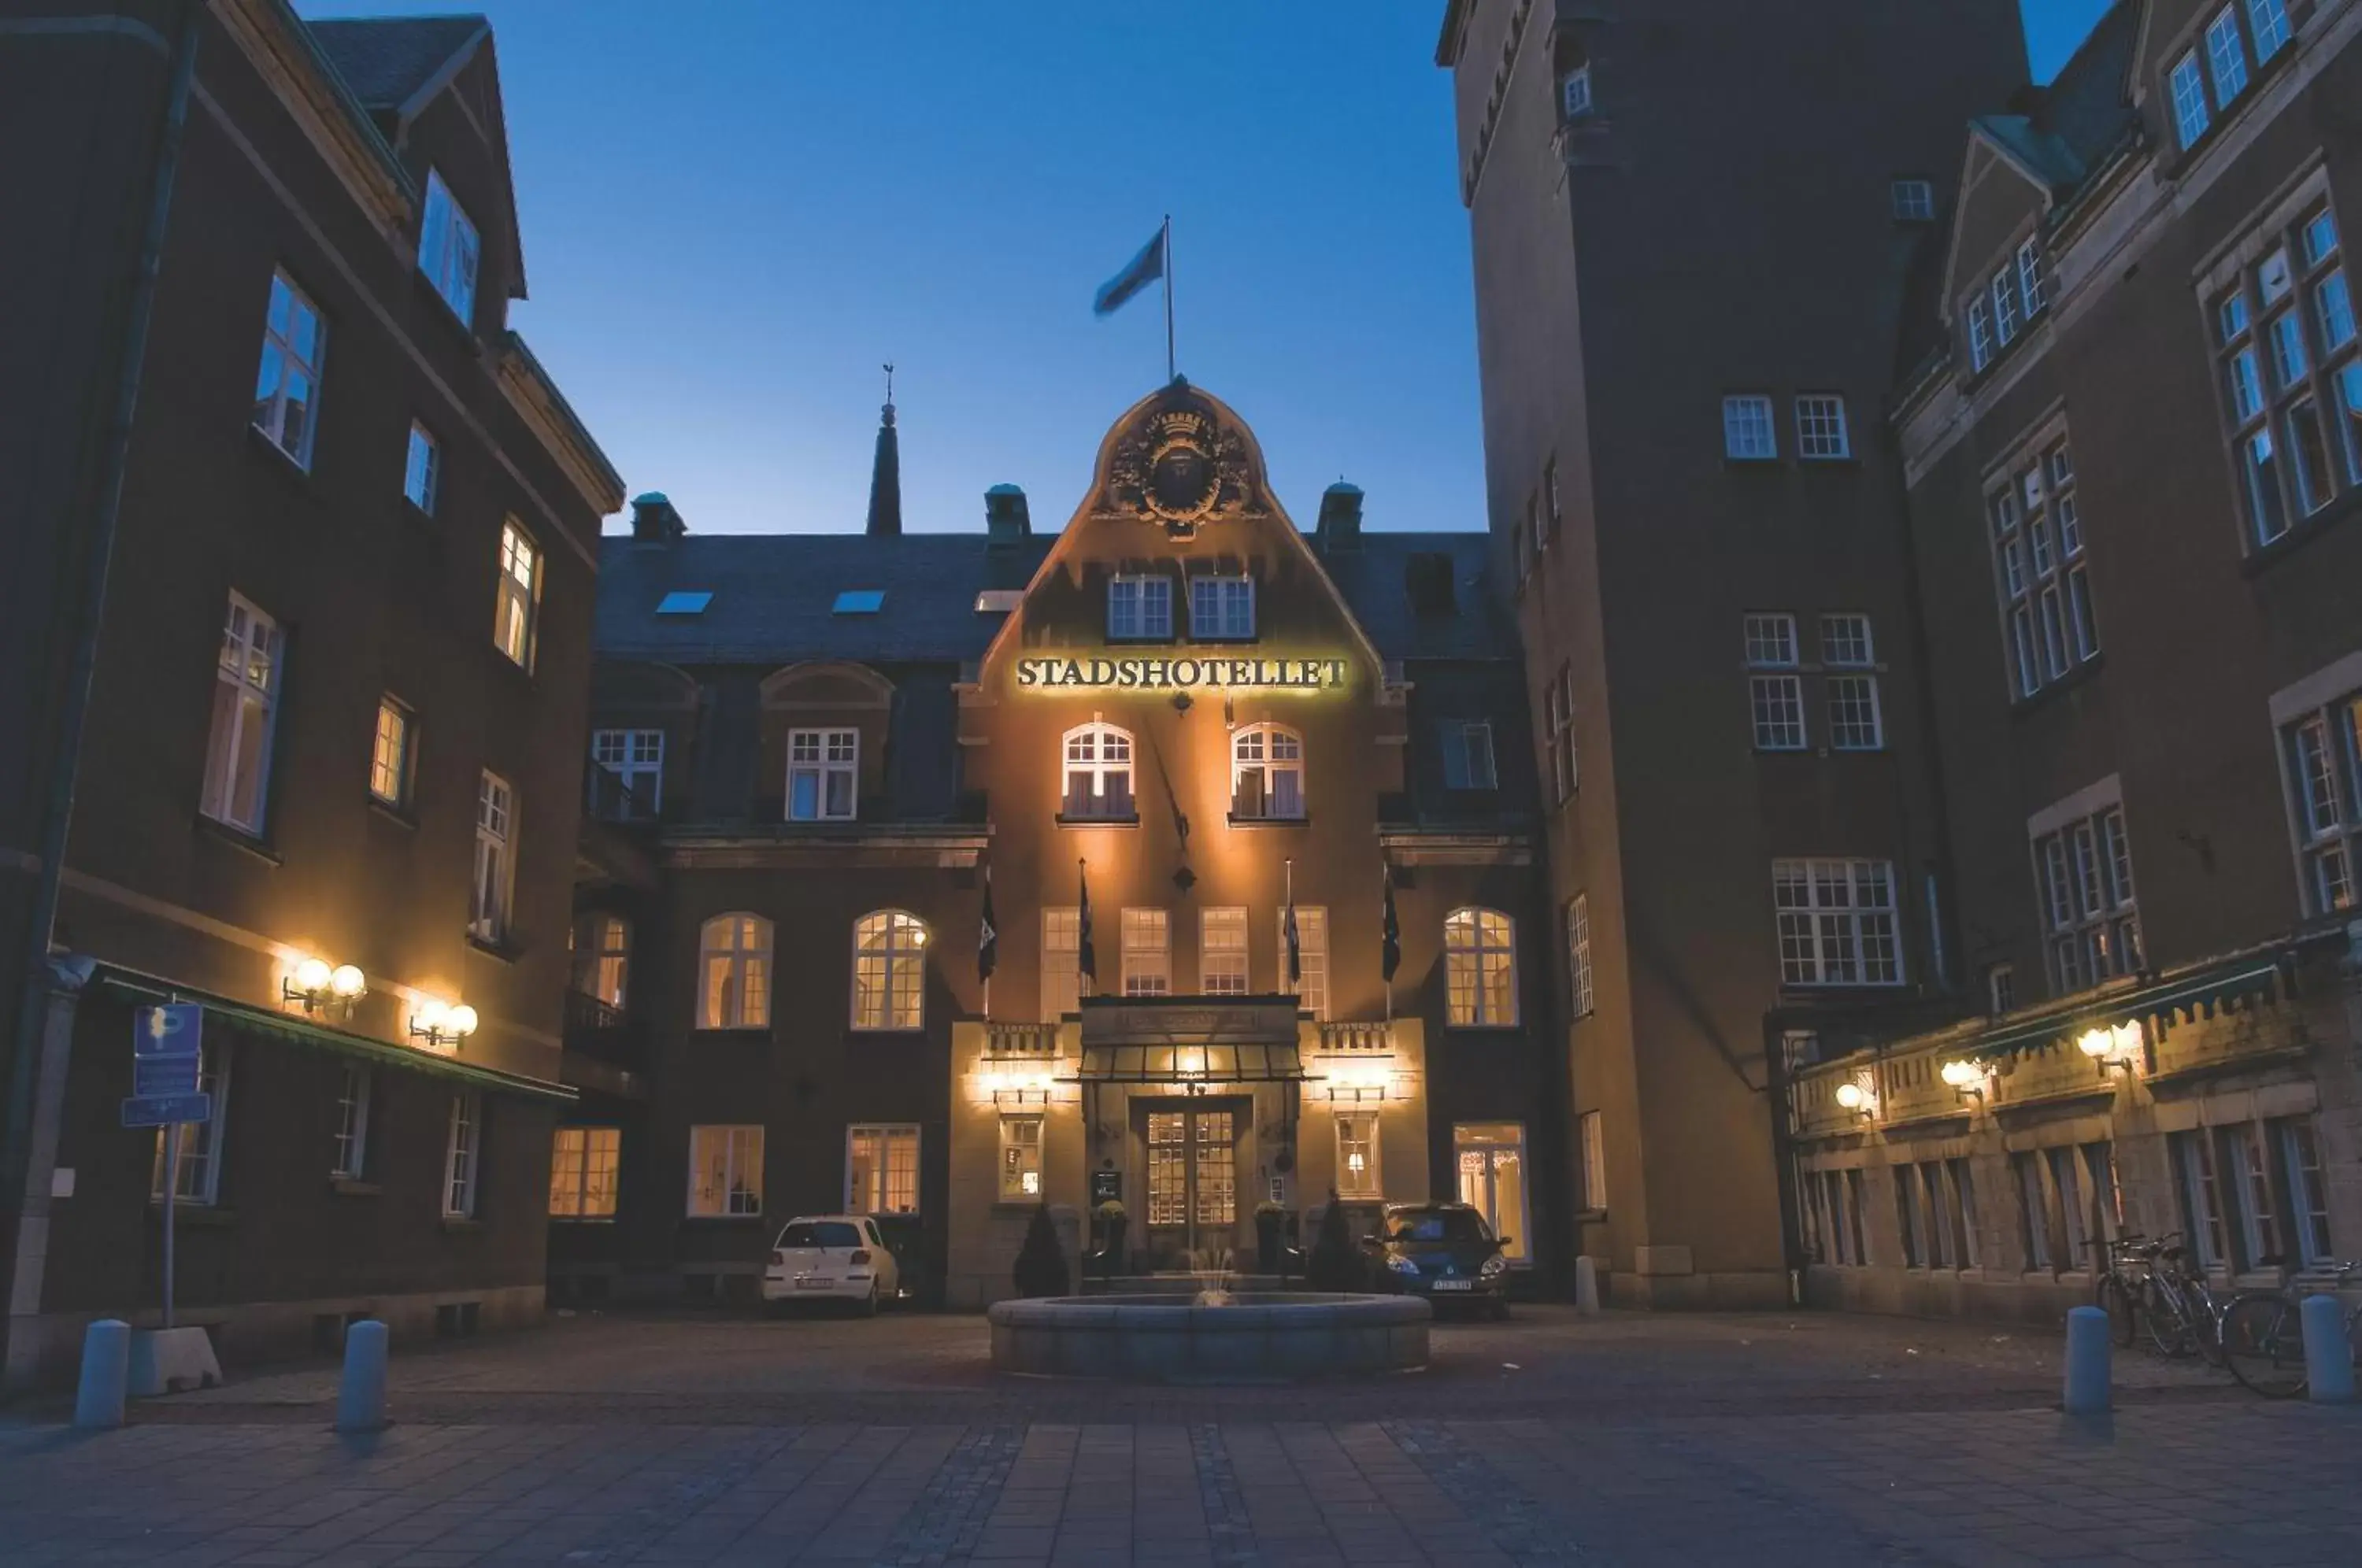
[762,1215,900,1315]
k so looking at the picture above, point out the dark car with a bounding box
[1362,1202,1512,1318]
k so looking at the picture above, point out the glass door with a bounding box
[1454,1122,1531,1264]
[1142,1104,1241,1267]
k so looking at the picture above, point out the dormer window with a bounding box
[419,170,479,324]
[1190,575,1254,640]
[2171,2,2294,154]
[788,728,857,821]
[1107,575,1172,641]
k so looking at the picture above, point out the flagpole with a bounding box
[1162,215,1175,383]
[1383,863,1394,1024]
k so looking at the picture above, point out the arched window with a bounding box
[1062,720,1135,820]
[1231,724,1305,819]
[1444,908,1518,1027]
[698,914,772,1029]
[853,910,928,1030]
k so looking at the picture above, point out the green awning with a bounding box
[1964,954,2293,1063]
[1073,1041,1305,1085]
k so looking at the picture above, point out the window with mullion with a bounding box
[1108,575,1172,641]
[788,727,857,821]
[1743,613,1805,751]
[1771,859,1901,987]
[1821,614,1882,751]
[1544,665,1577,801]
[1986,431,2096,699]
[252,270,325,467]
[2032,804,2141,997]
[2280,693,2361,914]
[1190,575,1255,641]
[2216,204,2359,549]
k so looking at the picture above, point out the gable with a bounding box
[1942,136,2046,312]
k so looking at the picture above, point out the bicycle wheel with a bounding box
[2095,1274,2138,1348]
[2142,1278,2193,1359]
[2221,1295,2307,1398]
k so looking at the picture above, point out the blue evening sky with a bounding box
[295,2,2118,538]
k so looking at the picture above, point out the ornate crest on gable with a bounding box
[1094,382,1270,538]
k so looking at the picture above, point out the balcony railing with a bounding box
[583,760,657,825]
[563,988,627,1038]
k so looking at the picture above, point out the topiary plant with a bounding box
[1306,1187,1365,1292]
[1013,1200,1072,1298]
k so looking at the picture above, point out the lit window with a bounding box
[152,1045,230,1204]
[1062,720,1135,819]
[1335,1111,1381,1200]
[852,910,927,1030]
[2170,50,2211,150]
[550,1126,621,1219]
[1444,907,1517,1026]
[404,421,439,513]
[369,697,413,809]
[1201,907,1249,995]
[1231,724,1304,819]
[2031,802,2141,995]
[252,270,325,468]
[1000,1115,1044,1199]
[1822,614,1883,750]
[698,914,772,1029]
[1723,394,1777,460]
[831,590,884,615]
[1281,905,1328,1020]
[1794,395,1849,460]
[1455,1122,1529,1263]
[1743,613,1805,751]
[419,169,480,324]
[846,1123,919,1215]
[579,913,630,1009]
[1566,894,1594,1018]
[1545,665,1578,801]
[1891,179,1936,222]
[1190,575,1255,640]
[470,771,515,943]
[1107,575,1172,641]
[494,520,542,668]
[331,1066,370,1180]
[202,594,282,835]
[1042,908,1081,1020]
[2280,692,2361,914]
[788,727,858,821]
[442,1092,481,1219]
[1772,860,1903,986]
[1440,720,1497,790]
[1121,908,1170,997]
[688,1124,764,1217]
[1578,1111,1604,1211]
[590,728,663,819]
[1986,431,2097,697]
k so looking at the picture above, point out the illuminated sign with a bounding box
[1016,655,1351,692]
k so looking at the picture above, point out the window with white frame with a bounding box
[153,1045,230,1204]
[404,420,439,513]
[1968,293,1994,372]
[1891,179,1936,222]
[1579,1111,1605,1211]
[2172,1128,2237,1270]
[1231,725,1304,819]
[1440,720,1498,790]
[852,910,927,1030]
[1795,394,1850,460]
[2275,1115,2334,1266]
[2032,802,2142,995]
[1723,394,1777,460]
[1987,962,2017,1015]
[331,1065,370,1180]
[1566,893,1594,1018]
[2280,686,2360,913]
[471,771,516,942]
[1444,907,1518,1026]
[999,1115,1044,1200]
[202,594,282,835]
[2171,2,2293,152]
[1559,60,1593,120]
[1107,575,1172,640]
[846,1124,918,1214]
[1190,575,1255,640]
[443,1092,481,1219]
[1987,432,2097,699]
[1821,614,1883,750]
[1062,720,1135,819]
[1121,908,1170,997]
[787,727,857,821]
[494,520,541,668]
[1201,907,1249,996]
[2212,199,2358,548]
[419,168,481,323]
[2018,238,2049,317]
[1042,908,1080,1019]
[1744,613,1805,751]
[688,1124,764,1217]
[583,912,629,1008]
[370,696,414,810]
[1335,1111,1381,1200]
[1545,664,1577,802]
[550,1126,620,1219]
[698,913,772,1029]
[1772,860,1901,986]
[252,270,325,467]
[592,728,664,818]
[1991,261,2021,348]
[1280,905,1327,1019]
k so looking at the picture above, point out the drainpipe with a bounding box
[2,2,202,1323]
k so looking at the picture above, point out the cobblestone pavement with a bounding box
[3,1307,2359,1566]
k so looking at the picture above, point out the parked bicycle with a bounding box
[2093,1233,2220,1362]
[2218,1259,2362,1398]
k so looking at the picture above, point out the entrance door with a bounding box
[1144,1105,1239,1269]
[1455,1122,1531,1265]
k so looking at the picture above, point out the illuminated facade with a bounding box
[561,384,1560,1305]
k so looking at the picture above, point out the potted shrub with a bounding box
[1253,1200,1286,1271]
[1307,1188,1365,1292]
[1013,1201,1072,1298]
[1092,1198,1127,1281]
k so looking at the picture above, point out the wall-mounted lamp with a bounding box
[1938,1058,1990,1106]
[1833,1078,1879,1122]
[2078,1021,2143,1078]
[979,1065,1054,1105]
[409,997,479,1049]
[1317,1060,1394,1103]
[283,956,368,1016]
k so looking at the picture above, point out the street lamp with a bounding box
[409,997,478,1048]
[1939,1058,1989,1105]
[285,955,367,1016]
[1833,1079,1878,1121]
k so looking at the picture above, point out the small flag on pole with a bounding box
[1093,222,1168,317]
[1380,864,1401,984]
[1078,860,1098,991]
[978,866,998,985]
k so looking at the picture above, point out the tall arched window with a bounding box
[1231,724,1305,819]
[853,910,928,1030]
[1444,908,1518,1027]
[1062,720,1135,820]
[698,914,772,1029]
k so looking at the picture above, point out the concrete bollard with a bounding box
[2062,1304,2111,1416]
[74,1319,131,1429]
[335,1318,389,1433]
[2302,1294,2354,1404]
[1573,1256,1600,1316]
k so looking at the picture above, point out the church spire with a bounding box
[865,362,901,538]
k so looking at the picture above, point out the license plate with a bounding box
[795,1278,835,1289]
[1430,1279,1474,1292]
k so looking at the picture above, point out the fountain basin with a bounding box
[987,1292,1429,1382]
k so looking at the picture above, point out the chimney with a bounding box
[1316,481,1364,550]
[630,491,685,543]
[1406,551,1457,616]
[985,483,1031,548]
[865,397,902,538]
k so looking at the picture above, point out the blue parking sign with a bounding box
[134,1004,202,1060]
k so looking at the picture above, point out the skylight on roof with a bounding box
[655,590,713,616]
[975,590,1024,614]
[833,590,886,615]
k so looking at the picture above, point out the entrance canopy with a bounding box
[1072,997,1305,1085]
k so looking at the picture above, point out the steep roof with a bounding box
[306,14,488,111]
[1969,0,2141,202]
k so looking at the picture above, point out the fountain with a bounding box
[987,1285,1429,1381]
